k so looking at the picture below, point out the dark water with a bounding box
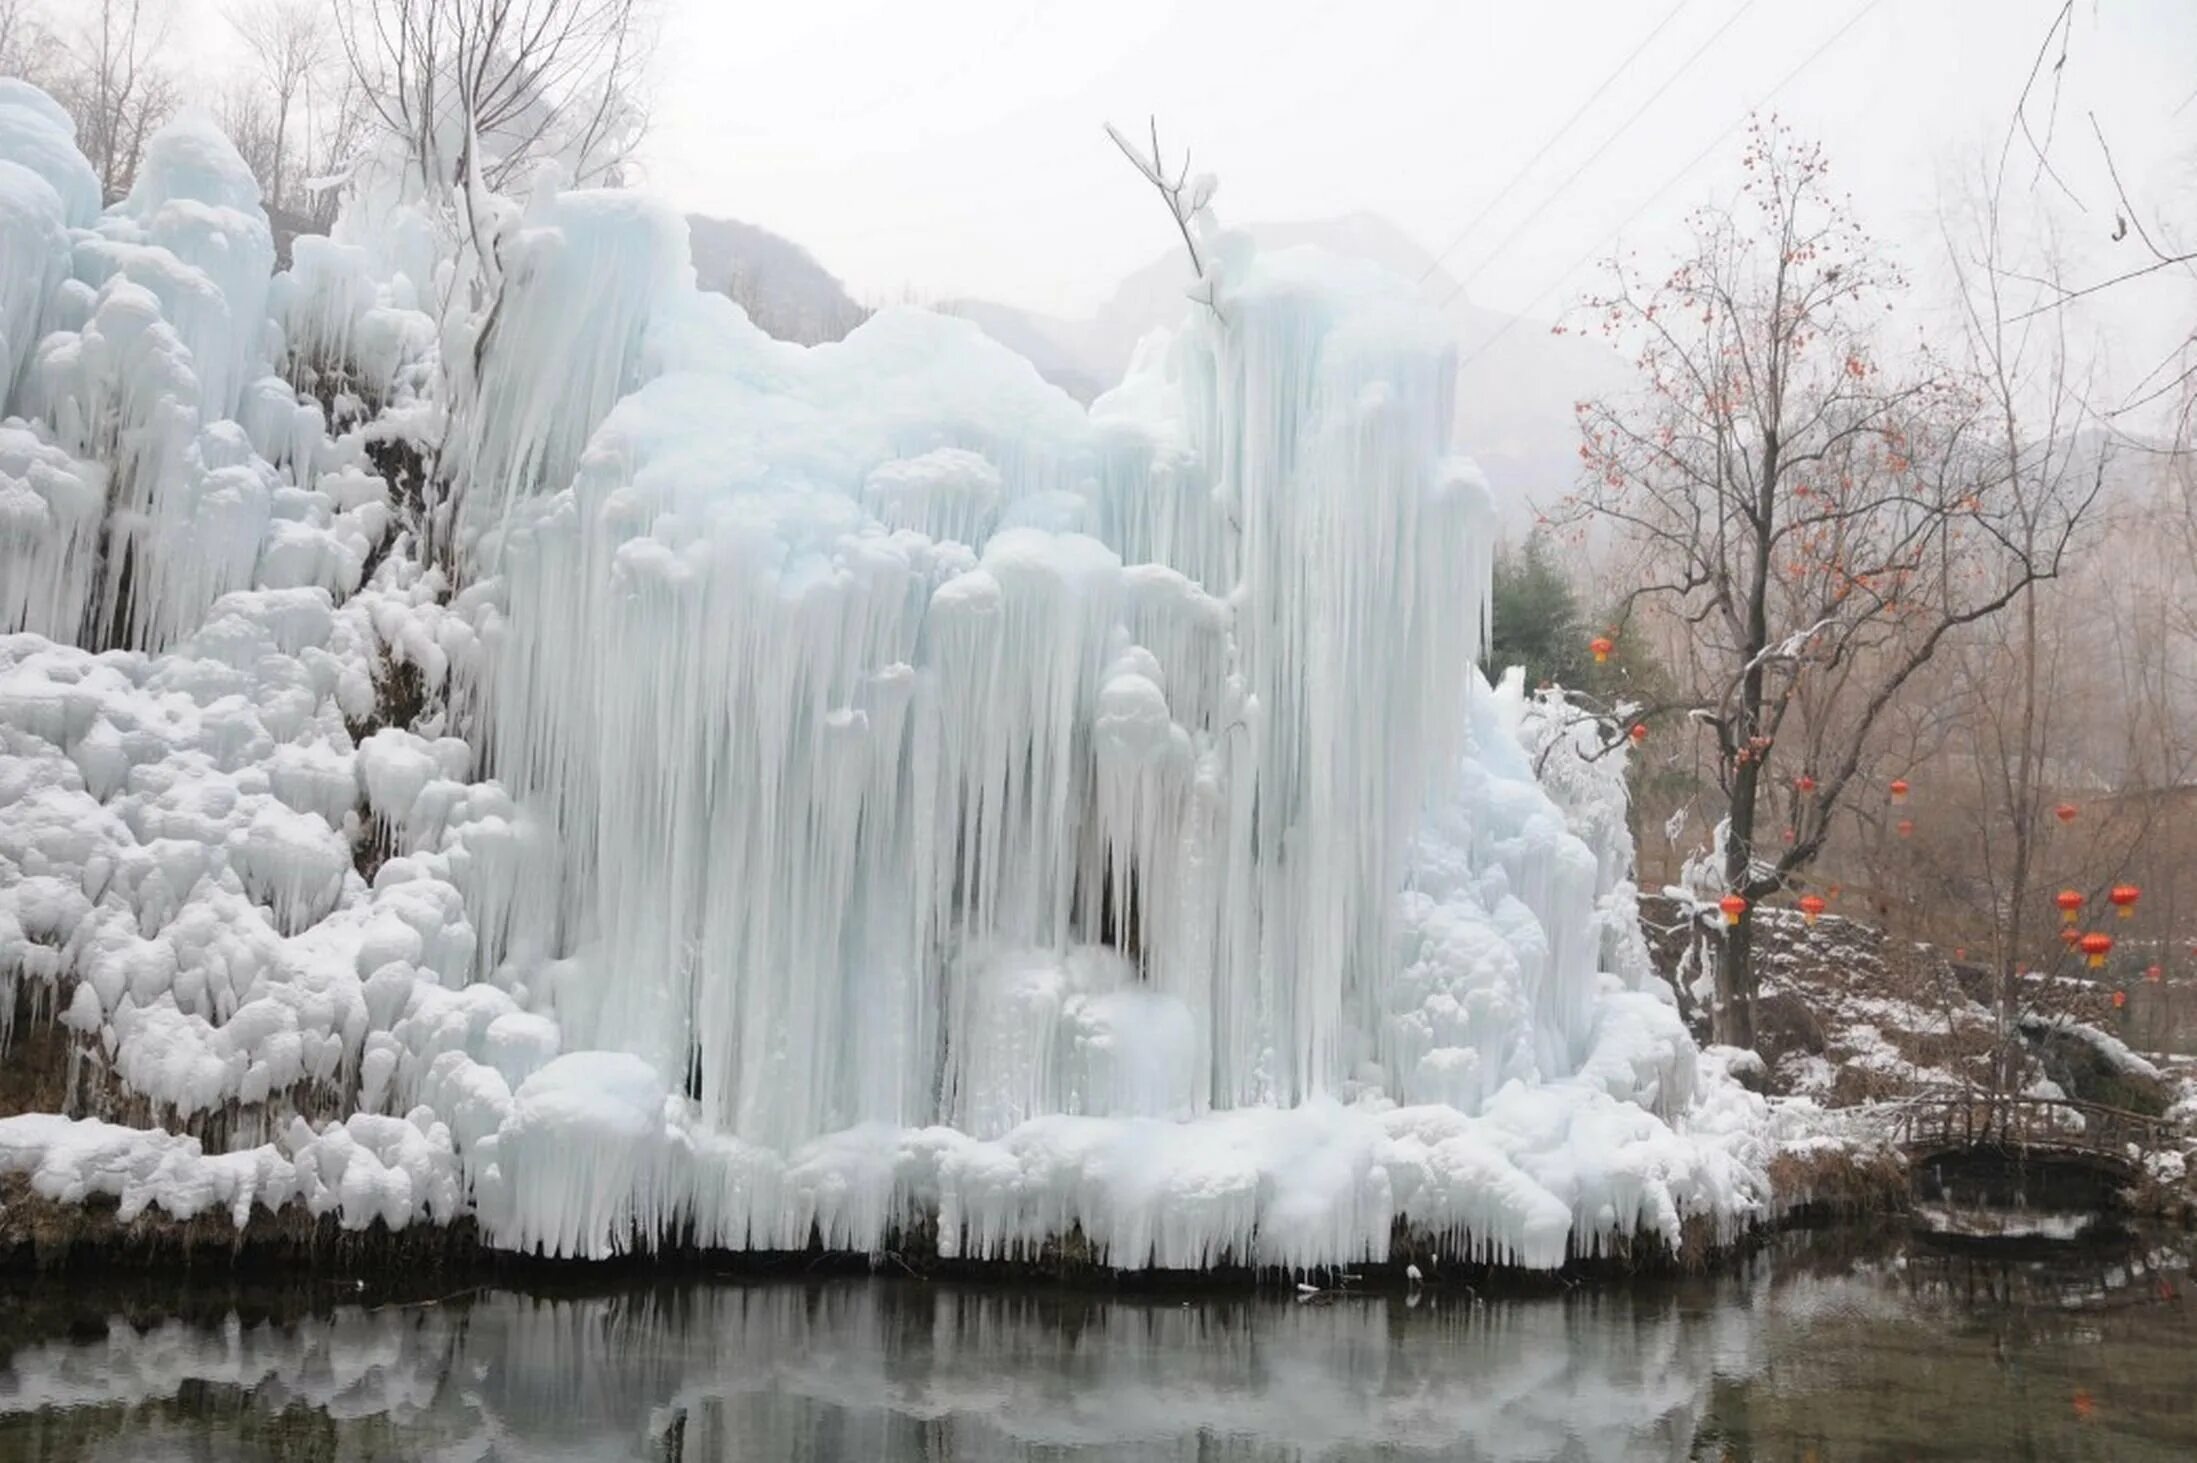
[0,1224,2191,1462]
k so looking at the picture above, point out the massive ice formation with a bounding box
[0,84,1771,1270]
[481,230,1488,1142]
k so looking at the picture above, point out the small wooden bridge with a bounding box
[1892,1089,2177,1194]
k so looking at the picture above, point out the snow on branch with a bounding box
[1106,116,1221,317]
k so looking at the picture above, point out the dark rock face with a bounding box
[1752,991,1828,1070]
[2018,1016,2172,1116]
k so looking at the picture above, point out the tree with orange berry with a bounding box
[1558,119,2101,1048]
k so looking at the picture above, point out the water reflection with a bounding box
[0,1228,2190,1461]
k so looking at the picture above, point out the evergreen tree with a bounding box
[1487,533,1591,688]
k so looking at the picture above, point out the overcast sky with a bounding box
[643,0,2196,345]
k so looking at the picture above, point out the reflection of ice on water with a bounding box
[0,1307,453,1424]
[2,1238,2188,1461]
[0,1283,1734,1461]
[1911,1203,2100,1241]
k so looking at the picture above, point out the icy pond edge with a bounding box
[0,1143,1918,1288]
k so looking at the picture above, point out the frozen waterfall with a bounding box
[478,210,1491,1144]
[0,86,1770,1272]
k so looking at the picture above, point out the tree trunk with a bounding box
[1715,422,1780,1054]
[1996,440,2042,1096]
[1717,914,1757,1050]
[271,105,288,214]
[1718,742,1764,1050]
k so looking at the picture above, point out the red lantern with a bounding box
[1628,722,1647,745]
[2110,884,2140,919]
[1589,635,1615,665]
[1783,827,1795,844]
[2145,964,2163,983]
[2054,802,2078,824]
[2111,988,2128,1009]
[2055,890,2083,924]
[2061,927,2083,948]
[1798,894,1827,924]
[2080,931,2114,969]
[1889,778,1910,805]
[1796,774,1817,794]
[1896,818,1914,838]
[1955,946,1967,961]
[1719,894,1748,926]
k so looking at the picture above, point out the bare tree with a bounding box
[1561,120,2101,1049]
[1930,175,2121,1091]
[0,0,60,81]
[49,0,178,201]
[213,74,281,193]
[333,0,651,211]
[227,0,333,215]
[290,65,373,232]
[2000,3,2197,452]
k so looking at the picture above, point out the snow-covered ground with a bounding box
[0,83,1777,1270]
[1643,891,2197,1207]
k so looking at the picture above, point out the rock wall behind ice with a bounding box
[0,86,1769,1270]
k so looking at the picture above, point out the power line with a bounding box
[1437,0,1763,309]
[1455,0,1890,373]
[1418,0,1694,283]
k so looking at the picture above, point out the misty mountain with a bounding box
[930,296,1115,403]
[940,212,1627,532]
[686,213,870,346]
[297,204,1608,530]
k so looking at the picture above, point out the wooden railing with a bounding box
[1890,1087,2177,1163]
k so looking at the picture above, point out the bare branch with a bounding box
[1105,116,1213,299]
